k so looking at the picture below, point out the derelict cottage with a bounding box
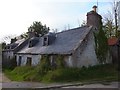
[2,6,112,68]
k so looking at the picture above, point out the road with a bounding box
[1,81,120,89]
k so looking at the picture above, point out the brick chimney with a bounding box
[11,37,17,44]
[87,5,102,30]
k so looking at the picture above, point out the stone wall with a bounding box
[73,30,98,67]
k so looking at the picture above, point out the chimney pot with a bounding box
[92,5,97,12]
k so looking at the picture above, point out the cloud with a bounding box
[0,0,115,43]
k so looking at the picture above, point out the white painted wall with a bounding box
[16,54,41,66]
[64,56,74,67]
[74,31,98,67]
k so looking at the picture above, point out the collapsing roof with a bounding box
[3,39,26,51]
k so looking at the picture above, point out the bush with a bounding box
[56,55,65,69]
[4,63,118,83]
[36,55,51,75]
[42,64,118,83]
[2,57,17,70]
[4,66,35,81]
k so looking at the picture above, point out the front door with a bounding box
[26,57,32,66]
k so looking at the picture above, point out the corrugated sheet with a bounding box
[17,26,92,55]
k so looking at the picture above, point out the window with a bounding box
[43,37,48,46]
[29,41,33,47]
[15,55,17,60]
[8,56,10,60]
[26,57,32,66]
[7,46,10,49]
[18,56,22,66]
[50,56,57,68]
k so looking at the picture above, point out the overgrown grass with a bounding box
[42,64,118,83]
[4,64,118,83]
[4,66,35,81]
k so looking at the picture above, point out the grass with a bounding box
[4,64,119,83]
[4,66,36,81]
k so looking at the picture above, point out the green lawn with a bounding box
[4,64,119,83]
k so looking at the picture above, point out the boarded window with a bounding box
[26,57,32,66]
[18,56,22,66]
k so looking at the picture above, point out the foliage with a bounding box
[94,27,109,64]
[36,55,51,75]
[28,21,50,36]
[42,64,118,82]
[4,66,35,81]
[1,42,6,49]
[20,32,28,39]
[103,18,116,38]
[4,64,118,83]
[2,57,17,70]
[56,55,65,69]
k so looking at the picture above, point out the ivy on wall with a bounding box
[94,27,108,64]
[37,55,65,75]
[56,55,65,69]
[37,55,51,75]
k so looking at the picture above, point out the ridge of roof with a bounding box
[56,26,90,35]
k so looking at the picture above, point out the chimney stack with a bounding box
[86,5,102,30]
[11,37,17,44]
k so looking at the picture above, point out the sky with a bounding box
[0,0,118,43]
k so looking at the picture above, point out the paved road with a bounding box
[62,82,120,88]
[1,81,119,89]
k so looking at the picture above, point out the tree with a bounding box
[20,32,28,39]
[103,0,119,37]
[94,26,108,64]
[81,20,87,27]
[2,34,16,44]
[103,11,116,38]
[1,42,6,49]
[28,21,50,36]
[113,0,119,37]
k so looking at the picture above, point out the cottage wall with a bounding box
[3,51,14,60]
[72,30,98,67]
[16,54,41,66]
[109,45,118,64]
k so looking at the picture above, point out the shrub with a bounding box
[2,56,17,70]
[42,64,118,83]
[94,27,108,64]
[36,55,51,75]
[56,55,65,69]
